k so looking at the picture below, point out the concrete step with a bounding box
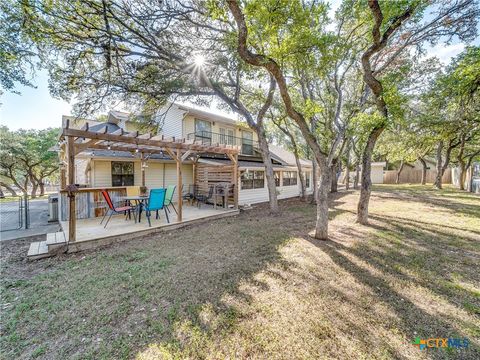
[27,241,51,260]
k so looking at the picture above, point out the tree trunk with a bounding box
[30,181,38,199]
[39,181,46,196]
[357,127,384,224]
[311,159,318,204]
[0,186,4,198]
[330,158,338,193]
[293,150,306,201]
[458,162,466,190]
[0,182,17,196]
[345,145,350,190]
[354,163,360,190]
[257,132,279,213]
[315,158,330,240]
[395,161,405,184]
[457,136,466,190]
[434,141,444,189]
[419,157,427,185]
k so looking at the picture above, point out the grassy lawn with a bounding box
[1,185,479,359]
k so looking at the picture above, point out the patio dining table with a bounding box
[123,195,149,222]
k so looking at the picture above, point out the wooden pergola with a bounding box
[59,120,240,243]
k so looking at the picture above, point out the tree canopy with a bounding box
[1,0,479,235]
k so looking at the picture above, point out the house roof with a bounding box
[268,145,312,167]
[175,104,245,127]
[198,158,291,170]
[84,149,173,161]
[108,110,130,123]
[89,122,122,133]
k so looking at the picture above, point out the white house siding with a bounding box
[91,159,193,202]
[92,160,112,187]
[239,169,312,206]
[163,163,193,202]
[158,105,185,139]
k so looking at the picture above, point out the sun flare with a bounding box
[194,54,205,66]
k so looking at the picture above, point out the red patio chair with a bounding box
[100,190,136,228]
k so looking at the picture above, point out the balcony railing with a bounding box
[187,131,258,155]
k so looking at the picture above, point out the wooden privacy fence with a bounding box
[383,168,451,184]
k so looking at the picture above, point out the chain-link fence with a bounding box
[0,196,26,232]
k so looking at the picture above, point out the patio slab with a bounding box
[60,205,239,253]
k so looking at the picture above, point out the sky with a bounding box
[0,2,478,131]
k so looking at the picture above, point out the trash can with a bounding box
[48,194,59,222]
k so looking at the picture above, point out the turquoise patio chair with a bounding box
[164,185,177,214]
[145,188,169,227]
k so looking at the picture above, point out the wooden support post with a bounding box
[67,136,76,242]
[176,148,183,222]
[233,154,239,210]
[141,152,146,187]
[192,156,198,190]
[227,153,239,210]
[60,167,66,189]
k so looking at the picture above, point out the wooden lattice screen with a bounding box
[196,163,235,195]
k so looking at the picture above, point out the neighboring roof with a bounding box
[371,162,387,167]
[268,145,312,167]
[89,122,121,133]
[108,110,130,123]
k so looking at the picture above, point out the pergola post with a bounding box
[67,135,76,242]
[228,153,239,210]
[140,152,146,187]
[60,167,66,189]
[176,148,183,222]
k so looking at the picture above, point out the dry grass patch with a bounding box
[1,185,479,359]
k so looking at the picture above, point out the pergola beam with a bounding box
[62,128,239,155]
[181,150,193,162]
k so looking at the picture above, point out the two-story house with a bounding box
[67,103,314,206]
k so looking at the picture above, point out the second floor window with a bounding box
[219,128,234,145]
[195,119,212,144]
[227,129,234,145]
[112,162,134,186]
[283,171,298,186]
[242,131,254,155]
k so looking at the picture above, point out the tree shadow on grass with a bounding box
[372,187,480,219]
[309,237,480,359]
[2,191,479,359]
[1,202,309,359]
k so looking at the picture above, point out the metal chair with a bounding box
[145,188,169,226]
[164,185,177,214]
[100,190,136,228]
[196,185,214,208]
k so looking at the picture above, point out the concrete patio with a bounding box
[27,204,239,259]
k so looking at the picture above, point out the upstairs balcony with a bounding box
[187,131,259,156]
